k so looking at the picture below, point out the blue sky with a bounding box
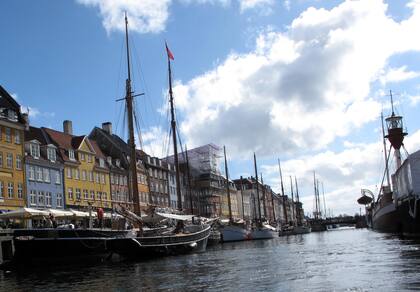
[2,0,420,216]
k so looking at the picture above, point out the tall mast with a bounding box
[313,171,318,219]
[381,112,390,187]
[289,176,295,225]
[278,159,288,224]
[223,146,233,222]
[253,153,262,223]
[185,145,193,215]
[322,182,327,220]
[316,180,321,218]
[261,173,267,219]
[270,186,276,224]
[294,176,300,225]
[240,176,245,220]
[167,43,182,211]
[124,13,141,216]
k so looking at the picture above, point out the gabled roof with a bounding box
[25,126,47,144]
[0,85,21,111]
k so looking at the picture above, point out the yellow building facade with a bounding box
[45,124,111,211]
[0,86,26,211]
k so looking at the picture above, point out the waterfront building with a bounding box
[137,150,171,208]
[166,144,225,217]
[89,123,150,212]
[0,86,26,212]
[220,179,240,219]
[25,126,65,210]
[44,121,111,211]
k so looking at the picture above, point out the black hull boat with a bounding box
[108,224,211,259]
[372,199,420,236]
[11,228,132,264]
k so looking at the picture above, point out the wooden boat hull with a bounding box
[372,199,420,236]
[220,225,250,242]
[108,224,211,259]
[250,228,275,240]
[11,228,132,263]
[279,226,311,236]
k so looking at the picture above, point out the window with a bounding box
[30,143,40,158]
[57,193,63,207]
[90,190,95,200]
[16,154,22,170]
[55,171,61,184]
[87,155,92,163]
[68,188,73,199]
[45,192,52,207]
[28,166,35,180]
[74,169,80,180]
[0,152,2,167]
[100,174,105,184]
[14,130,20,144]
[30,190,36,205]
[0,181,3,198]
[43,168,50,183]
[97,191,101,200]
[99,158,105,168]
[69,149,75,160]
[82,170,86,181]
[36,167,43,181]
[80,153,85,161]
[116,159,120,167]
[6,153,12,168]
[7,182,13,198]
[76,188,81,200]
[95,172,99,183]
[5,128,11,142]
[103,192,107,201]
[47,147,56,162]
[17,183,23,198]
[38,191,44,205]
[83,189,88,199]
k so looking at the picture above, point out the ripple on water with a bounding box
[3,229,420,291]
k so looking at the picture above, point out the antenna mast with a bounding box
[278,159,288,224]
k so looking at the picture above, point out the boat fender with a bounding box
[189,242,197,248]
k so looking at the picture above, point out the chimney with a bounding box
[102,122,112,135]
[63,120,73,135]
[22,113,29,131]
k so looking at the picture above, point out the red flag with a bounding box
[165,42,174,61]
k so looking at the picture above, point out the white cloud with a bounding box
[173,0,420,158]
[258,129,420,216]
[77,0,275,34]
[409,94,420,106]
[140,126,172,158]
[283,0,290,11]
[77,0,172,34]
[380,65,420,84]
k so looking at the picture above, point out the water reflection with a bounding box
[3,229,420,291]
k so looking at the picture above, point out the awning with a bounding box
[0,207,49,219]
[47,209,74,218]
[155,212,194,221]
[69,209,95,218]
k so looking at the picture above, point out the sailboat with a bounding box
[219,146,251,242]
[309,172,327,232]
[249,153,276,240]
[279,177,311,236]
[107,14,210,258]
[358,91,420,236]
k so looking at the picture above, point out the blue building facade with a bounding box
[24,126,65,210]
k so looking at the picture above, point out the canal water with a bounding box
[2,228,420,291]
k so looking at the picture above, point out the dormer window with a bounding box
[69,149,75,160]
[99,158,105,168]
[116,159,120,167]
[47,147,56,162]
[7,109,17,121]
[30,143,40,159]
[107,156,112,165]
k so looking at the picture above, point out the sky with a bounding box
[2,0,420,216]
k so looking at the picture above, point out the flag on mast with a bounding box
[165,42,174,61]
